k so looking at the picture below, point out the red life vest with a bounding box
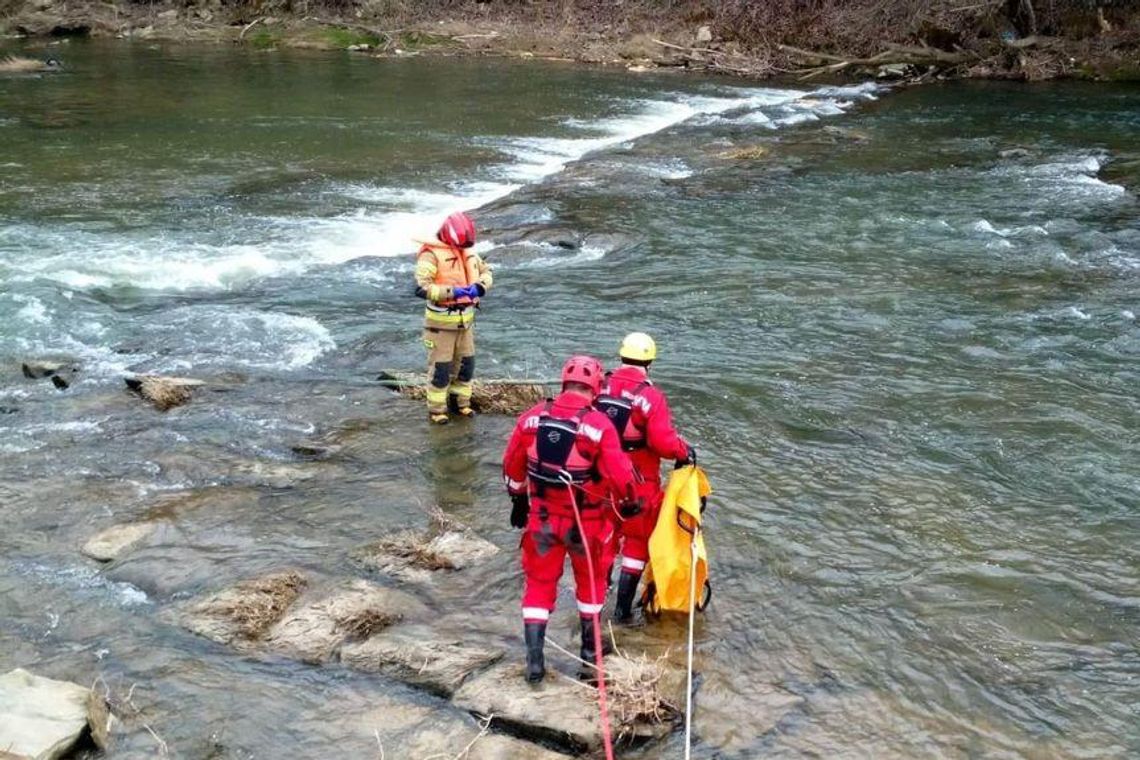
[594,378,651,452]
[525,401,599,491]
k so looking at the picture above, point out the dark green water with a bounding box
[1,41,1137,758]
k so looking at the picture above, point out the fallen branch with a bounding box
[777,43,851,63]
[789,42,971,79]
[651,38,729,57]
[650,38,771,77]
[238,17,262,40]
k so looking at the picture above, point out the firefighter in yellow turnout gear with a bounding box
[414,212,493,424]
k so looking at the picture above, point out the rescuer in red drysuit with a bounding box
[593,332,695,624]
[502,355,641,683]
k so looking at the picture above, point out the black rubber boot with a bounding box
[613,571,641,625]
[524,622,546,683]
[578,614,613,680]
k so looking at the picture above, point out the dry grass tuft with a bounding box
[605,650,681,737]
[719,144,769,160]
[359,530,457,571]
[549,634,681,740]
[469,381,547,415]
[125,375,204,411]
[334,606,399,639]
[201,571,307,639]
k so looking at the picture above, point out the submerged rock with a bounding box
[81,522,157,562]
[289,441,342,459]
[21,359,79,387]
[124,375,204,411]
[822,125,872,142]
[0,668,112,760]
[265,579,426,664]
[340,623,502,697]
[692,676,805,754]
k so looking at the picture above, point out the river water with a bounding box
[1,41,1137,758]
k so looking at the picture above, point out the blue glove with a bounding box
[454,285,478,299]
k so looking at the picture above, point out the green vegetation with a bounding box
[247,29,280,50]
[322,27,380,49]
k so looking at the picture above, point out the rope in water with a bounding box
[561,472,616,760]
[684,516,700,760]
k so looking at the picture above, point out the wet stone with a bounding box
[124,375,204,411]
[0,668,112,760]
[21,359,79,381]
[340,623,503,697]
[265,579,426,664]
[289,441,342,459]
[452,657,673,753]
[179,570,308,647]
[352,529,500,581]
[400,724,574,759]
[81,522,157,562]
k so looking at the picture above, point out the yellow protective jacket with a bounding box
[642,465,712,615]
[414,241,493,330]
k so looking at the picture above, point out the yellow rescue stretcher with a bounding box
[641,464,711,615]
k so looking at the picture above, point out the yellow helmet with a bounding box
[619,332,657,363]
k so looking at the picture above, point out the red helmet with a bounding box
[561,354,604,396]
[438,211,476,249]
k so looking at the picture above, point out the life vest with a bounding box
[418,241,479,311]
[641,465,712,615]
[594,378,650,451]
[525,401,599,493]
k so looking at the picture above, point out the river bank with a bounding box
[3,0,1139,83]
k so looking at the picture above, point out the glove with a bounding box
[509,492,529,529]
[618,498,642,519]
[453,285,476,299]
[674,444,697,470]
[473,283,486,297]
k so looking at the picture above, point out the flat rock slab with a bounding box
[352,530,500,582]
[266,579,426,664]
[81,522,157,562]
[340,623,502,697]
[180,570,308,647]
[453,658,673,754]
[400,724,574,759]
[0,669,110,760]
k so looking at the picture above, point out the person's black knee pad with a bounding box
[431,362,451,389]
[457,355,475,383]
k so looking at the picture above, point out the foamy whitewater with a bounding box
[0,83,876,295]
